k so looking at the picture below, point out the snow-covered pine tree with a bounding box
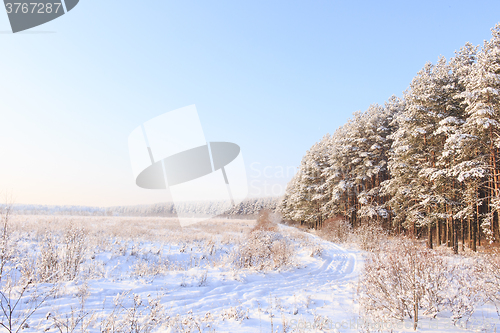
[319,103,396,228]
[353,104,394,227]
[322,123,356,223]
[462,25,500,243]
[441,42,479,251]
[386,58,460,248]
[278,135,331,228]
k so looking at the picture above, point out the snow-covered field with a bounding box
[1,215,499,332]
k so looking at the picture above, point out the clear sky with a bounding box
[1,0,500,207]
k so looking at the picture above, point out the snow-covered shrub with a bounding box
[37,232,59,282]
[47,286,94,333]
[232,230,294,271]
[132,258,169,277]
[309,243,323,257]
[444,259,483,322]
[0,204,58,333]
[360,237,419,321]
[80,258,106,280]
[477,251,500,316]
[60,224,87,280]
[167,310,215,333]
[360,237,484,325]
[271,234,296,267]
[252,209,278,232]
[229,209,295,271]
[220,305,249,322]
[197,270,208,286]
[98,292,166,333]
[319,217,353,244]
[36,224,87,282]
[313,313,330,331]
[353,223,387,251]
[202,239,216,256]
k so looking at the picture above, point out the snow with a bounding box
[2,216,499,332]
[3,218,360,332]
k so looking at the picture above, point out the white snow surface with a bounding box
[5,217,500,332]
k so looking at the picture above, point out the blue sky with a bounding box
[1,0,500,206]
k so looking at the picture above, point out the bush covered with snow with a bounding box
[360,237,487,326]
[230,210,295,271]
[353,223,388,252]
[317,217,353,244]
[231,230,295,271]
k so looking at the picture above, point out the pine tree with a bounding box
[462,25,500,243]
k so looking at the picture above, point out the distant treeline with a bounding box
[6,197,279,218]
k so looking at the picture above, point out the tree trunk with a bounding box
[453,217,458,254]
[461,218,465,252]
[446,215,451,247]
[472,205,477,252]
[490,129,499,242]
[437,220,441,246]
[444,222,447,245]
[427,223,433,249]
[468,214,472,249]
[477,202,481,247]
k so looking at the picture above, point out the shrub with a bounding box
[252,209,278,232]
[37,224,87,283]
[319,217,353,243]
[353,223,387,251]
[359,237,483,326]
[477,250,500,315]
[60,224,87,280]
[37,233,59,283]
[232,230,294,271]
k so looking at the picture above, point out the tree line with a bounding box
[279,24,500,253]
[9,197,279,218]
